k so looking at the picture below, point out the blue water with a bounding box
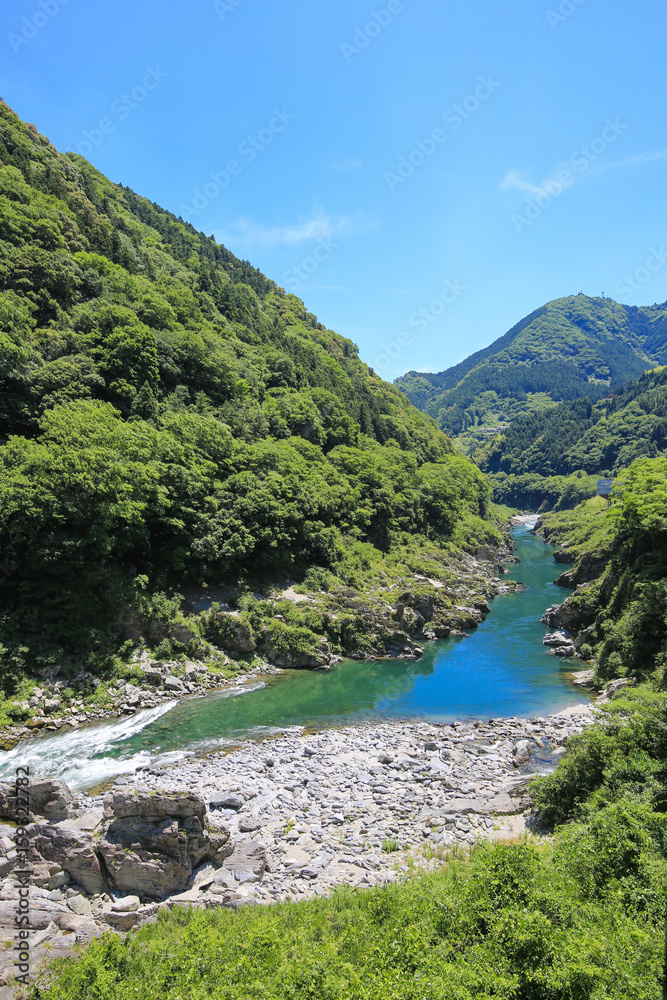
[2,526,587,789]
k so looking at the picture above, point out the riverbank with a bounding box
[0,534,523,750]
[0,703,596,993]
[109,704,597,901]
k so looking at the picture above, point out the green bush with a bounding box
[28,840,664,1000]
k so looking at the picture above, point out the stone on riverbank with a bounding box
[97,789,232,899]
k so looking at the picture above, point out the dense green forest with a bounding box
[0,101,501,689]
[536,453,667,685]
[396,295,667,438]
[481,367,667,477]
[475,366,667,510]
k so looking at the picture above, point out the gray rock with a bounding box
[104,910,142,931]
[542,631,571,647]
[97,789,232,900]
[142,667,165,686]
[164,676,186,693]
[33,823,107,895]
[48,871,71,890]
[220,843,267,885]
[217,615,257,653]
[238,816,261,832]
[110,895,140,913]
[210,793,244,812]
[67,894,91,916]
[31,780,74,821]
[0,778,72,823]
[512,740,531,765]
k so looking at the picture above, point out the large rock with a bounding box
[217,615,256,653]
[542,631,572,647]
[97,789,231,900]
[258,640,333,670]
[31,780,73,820]
[220,842,267,885]
[0,779,72,822]
[33,823,107,895]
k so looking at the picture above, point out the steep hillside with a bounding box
[480,367,667,478]
[478,367,667,510]
[536,454,667,686]
[396,294,667,437]
[0,101,504,693]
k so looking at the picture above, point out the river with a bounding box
[0,524,587,791]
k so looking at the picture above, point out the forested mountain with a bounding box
[396,295,667,437]
[0,101,498,684]
[536,454,667,684]
[476,366,667,511]
[480,366,667,477]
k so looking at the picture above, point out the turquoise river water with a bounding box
[0,525,588,791]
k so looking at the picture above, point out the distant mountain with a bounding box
[395,294,667,436]
[479,366,667,479]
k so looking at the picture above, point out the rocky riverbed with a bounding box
[0,703,596,994]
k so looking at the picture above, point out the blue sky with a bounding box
[2,0,667,380]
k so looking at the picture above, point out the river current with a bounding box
[0,525,588,791]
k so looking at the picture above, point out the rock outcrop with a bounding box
[0,779,72,823]
[97,789,232,899]
[33,824,107,895]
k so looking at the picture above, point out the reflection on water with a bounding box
[3,526,588,790]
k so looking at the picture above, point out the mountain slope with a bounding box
[0,100,502,687]
[480,366,667,478]
[396,294,667,437]
[475,366,667,511]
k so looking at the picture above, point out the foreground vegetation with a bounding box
[27,687,666,999]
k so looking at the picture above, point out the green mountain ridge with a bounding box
[481,366,667,478]
[396,294,667,437]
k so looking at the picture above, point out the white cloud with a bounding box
[499,168,575,199]
[596,150,667,174]
[328,158,364,174]
[500,149,667,201]
[215,210,376,252]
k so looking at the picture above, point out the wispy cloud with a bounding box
[500,149,667,200]
[215,210,376,252]
[327,158,364,174]
[596,149,667,173]
[500,168,575,199]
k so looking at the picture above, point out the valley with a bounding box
[0,97,666,999]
